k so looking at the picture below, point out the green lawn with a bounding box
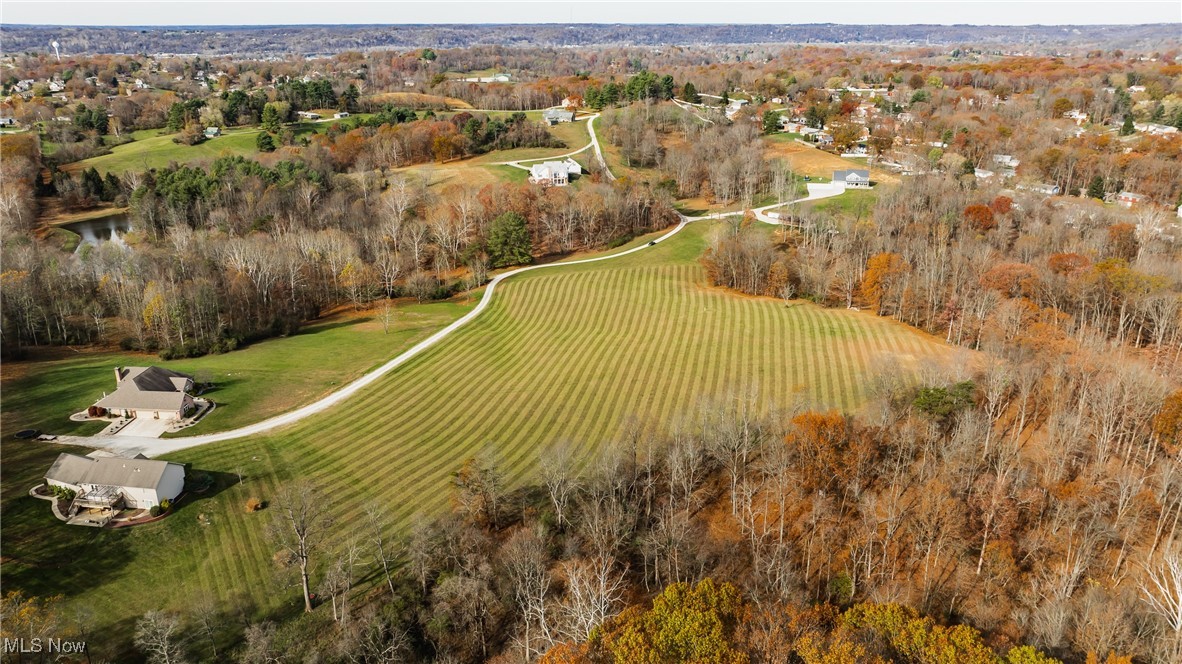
[0,220,960,658]
[805,188,879,216]
[62,118,368,176]
[0,298,475,440]
[488,164,531,183]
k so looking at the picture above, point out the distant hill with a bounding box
[0,23,1175,57]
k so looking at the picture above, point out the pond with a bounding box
[62,214,131,251]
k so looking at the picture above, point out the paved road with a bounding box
[63,134,842,458]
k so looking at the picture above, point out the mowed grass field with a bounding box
[0,221,962,657]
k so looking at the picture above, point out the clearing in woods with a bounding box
[0,220,964,657]
[763,133,898,183]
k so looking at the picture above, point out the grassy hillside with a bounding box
[61,118,364,176]
[0,221,961,658]
[0,298,475,439]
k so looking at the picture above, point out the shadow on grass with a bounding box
[0,464,240,610]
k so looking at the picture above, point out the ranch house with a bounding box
[94,366,196,421]
[45,453,185,513]
[543,108,575,125]
[832,169,871,189]
[1116,191,1145,208]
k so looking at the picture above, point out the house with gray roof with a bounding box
[542,108,575,125]
[94,366,196,421]
[832,169,872,189]
[45,453,185,513]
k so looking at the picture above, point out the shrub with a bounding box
[246,497,263,512]
[149,505,161,517]
[159,499,172,512]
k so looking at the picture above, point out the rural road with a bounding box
[64,120,843,458]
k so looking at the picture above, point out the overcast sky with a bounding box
[2,0,1179,27]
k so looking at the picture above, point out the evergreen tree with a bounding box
[256,132,276,153]
[1120,114,1135,136]
[487,211,531,268]
[1087,174,1105,199]
[762,110,780,135]
[719,90,729,107]
[658,74,675,100]
[261,104,282,133]
[681,82,700,104]
[341,84,360,113]
[167,103,186,132]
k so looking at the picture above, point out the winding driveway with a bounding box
[64,120,845,458]
[494,113,613,181]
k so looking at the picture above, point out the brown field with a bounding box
[367,92,473,109]
[763,136,898,184]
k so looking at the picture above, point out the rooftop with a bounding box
[46,453,182,491]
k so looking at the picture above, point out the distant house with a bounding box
[814,132,834,147]
[94,366,196,421]
[1116,191,1145,208]
[974,168,995,180]
[560,96,581,109]
[529,158,581,187]
[1019,182,1061,196]
[334,112,349,119]
[832,169,871,189]
[203,126,221,138]
[1134,122,1178,136]
[45,453,185,512]
[993,154,1021,170]
[0,117,16,126]
[724,98,749,120]
[1064,109,1088,125]
[542,108,575,125]
[297,111,321,120]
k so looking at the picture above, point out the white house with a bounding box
[1064,109,1088,125]
[542,108,575,125]
[334,112,350,119]
[94,366,196,421]
[297,111,321,120]
[832,169,871,189]
[45,453,185,512]
[724,99,749,120]
[529,158,581,187]
[1116,191,1145,208]
[1134,123,1178,136]
[1019,182,1061,196]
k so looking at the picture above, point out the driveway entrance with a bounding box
[114,417,172,438]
